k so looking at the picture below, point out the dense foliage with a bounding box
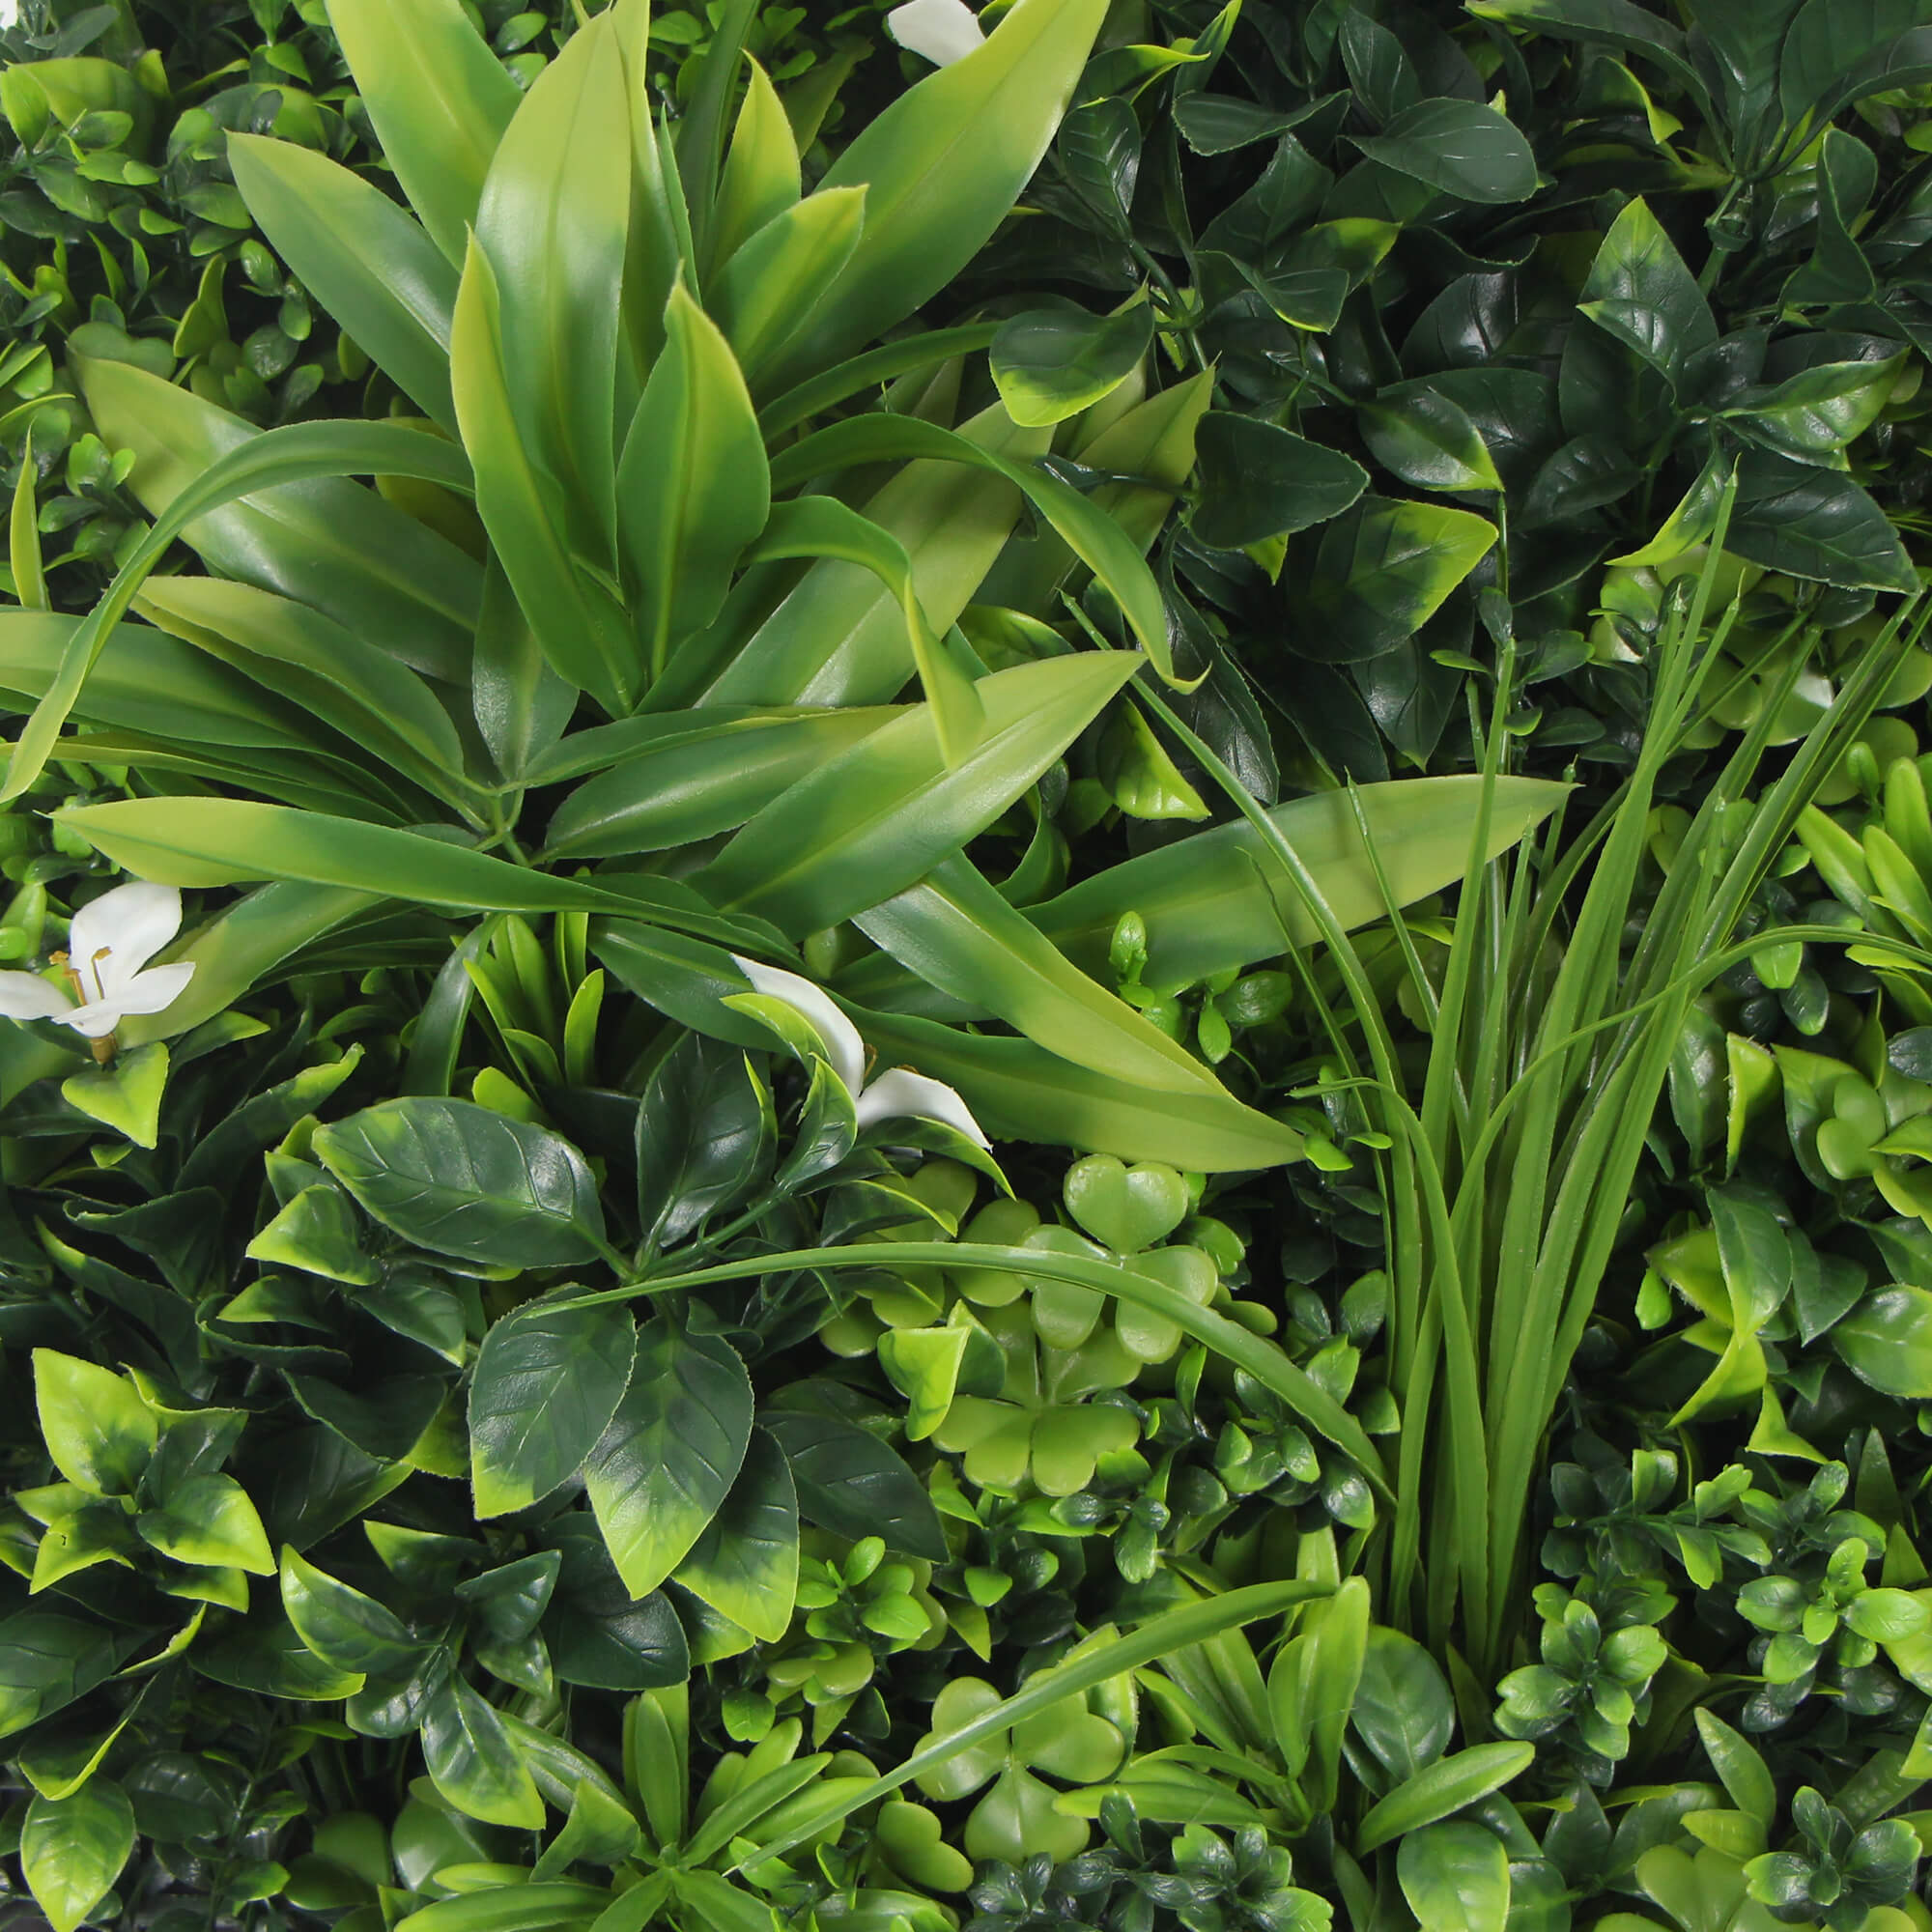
[3,1,1932,1930]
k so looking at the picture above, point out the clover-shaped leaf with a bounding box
[912,1675,1125,1863]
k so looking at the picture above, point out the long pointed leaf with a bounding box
[228,134,458,432]
[326,0,521,265]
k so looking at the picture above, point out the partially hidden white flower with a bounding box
[0,1,19,30]
[0,880,195,1047]
[886,0,985,67]
[730,954,990,1150]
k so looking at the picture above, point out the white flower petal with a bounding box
[76,962,196,1024]
[69,881,184,993]
[854,1066,991,1149]
[0,972,74,1021]
[54,1003,123,1038]
[886,0,985,66]
[729,954,867,1095]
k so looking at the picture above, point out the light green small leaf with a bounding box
[991,305,1152,429]
[60,1040,169,1150]
[1396,1820,1511,1932]
[136,1474,274,1576]
[33,1350,156,1497]
[422,1676,546,1831]
[22,1780,135,1932]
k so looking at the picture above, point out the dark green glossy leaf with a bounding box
[637,1033,768,1252]
[1350,99,1537,204]
[991,305,1152,428]
[1190,413,1369,548]
[759,1407,947,1557]
[315,1098,607,1268]
[583,1317,754,1599]
[469,1300,639,1519]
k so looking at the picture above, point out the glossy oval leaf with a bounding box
[469,1300,640,1519]
[22,1780,135,1932]
[1833,1286,1932,1398]
[1351,99,1537,204]
[314,1097,607,1268]
[583,1317,754,1600]
[1190,412,1368,549]
[1395,1821,1513,1932]
[758,1407,947,1558]
[991,304,1152,429]
[672,1427,800,1641]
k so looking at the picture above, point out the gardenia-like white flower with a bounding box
[886,0,985,66]
[731,954,991,1149]
[0,880,195,1055]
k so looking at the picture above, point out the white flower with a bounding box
[0,880,195,1053]
[886,0,985,67]
[730,954,990,1149]
[0,1,18,29]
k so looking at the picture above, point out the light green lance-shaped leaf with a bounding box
[474,9,630,568]
[757,0,1108,392]
[22,1781,135,1932]
[855,853,1235,1098]
[451,236,636,714]
[326,0,521,265]
[51,798,766,951]
[539,706,900,859]
[743,497,981,761]
[74,364,477,663]
[672,1428,800,1641]
[711,186,867,391]
[708,57,801,275]
[767,412,1174,680]
[6,382,477,802]
[134,578,480,814]
[1019,775,1569,988]
[1356,1742,1536,1852]
[228,133,458,431]
[584,1317,754,1600]
[857,1007,1306,1172]
[469,1300,639,1518]
[619,283,772,683]
[689,400,1049,710]
[314,1097,608,1269]
[694,652,1138,935]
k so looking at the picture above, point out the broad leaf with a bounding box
[469,1300,639,1518]
[314,1098,607,1268]
[583,1317,754,1599]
